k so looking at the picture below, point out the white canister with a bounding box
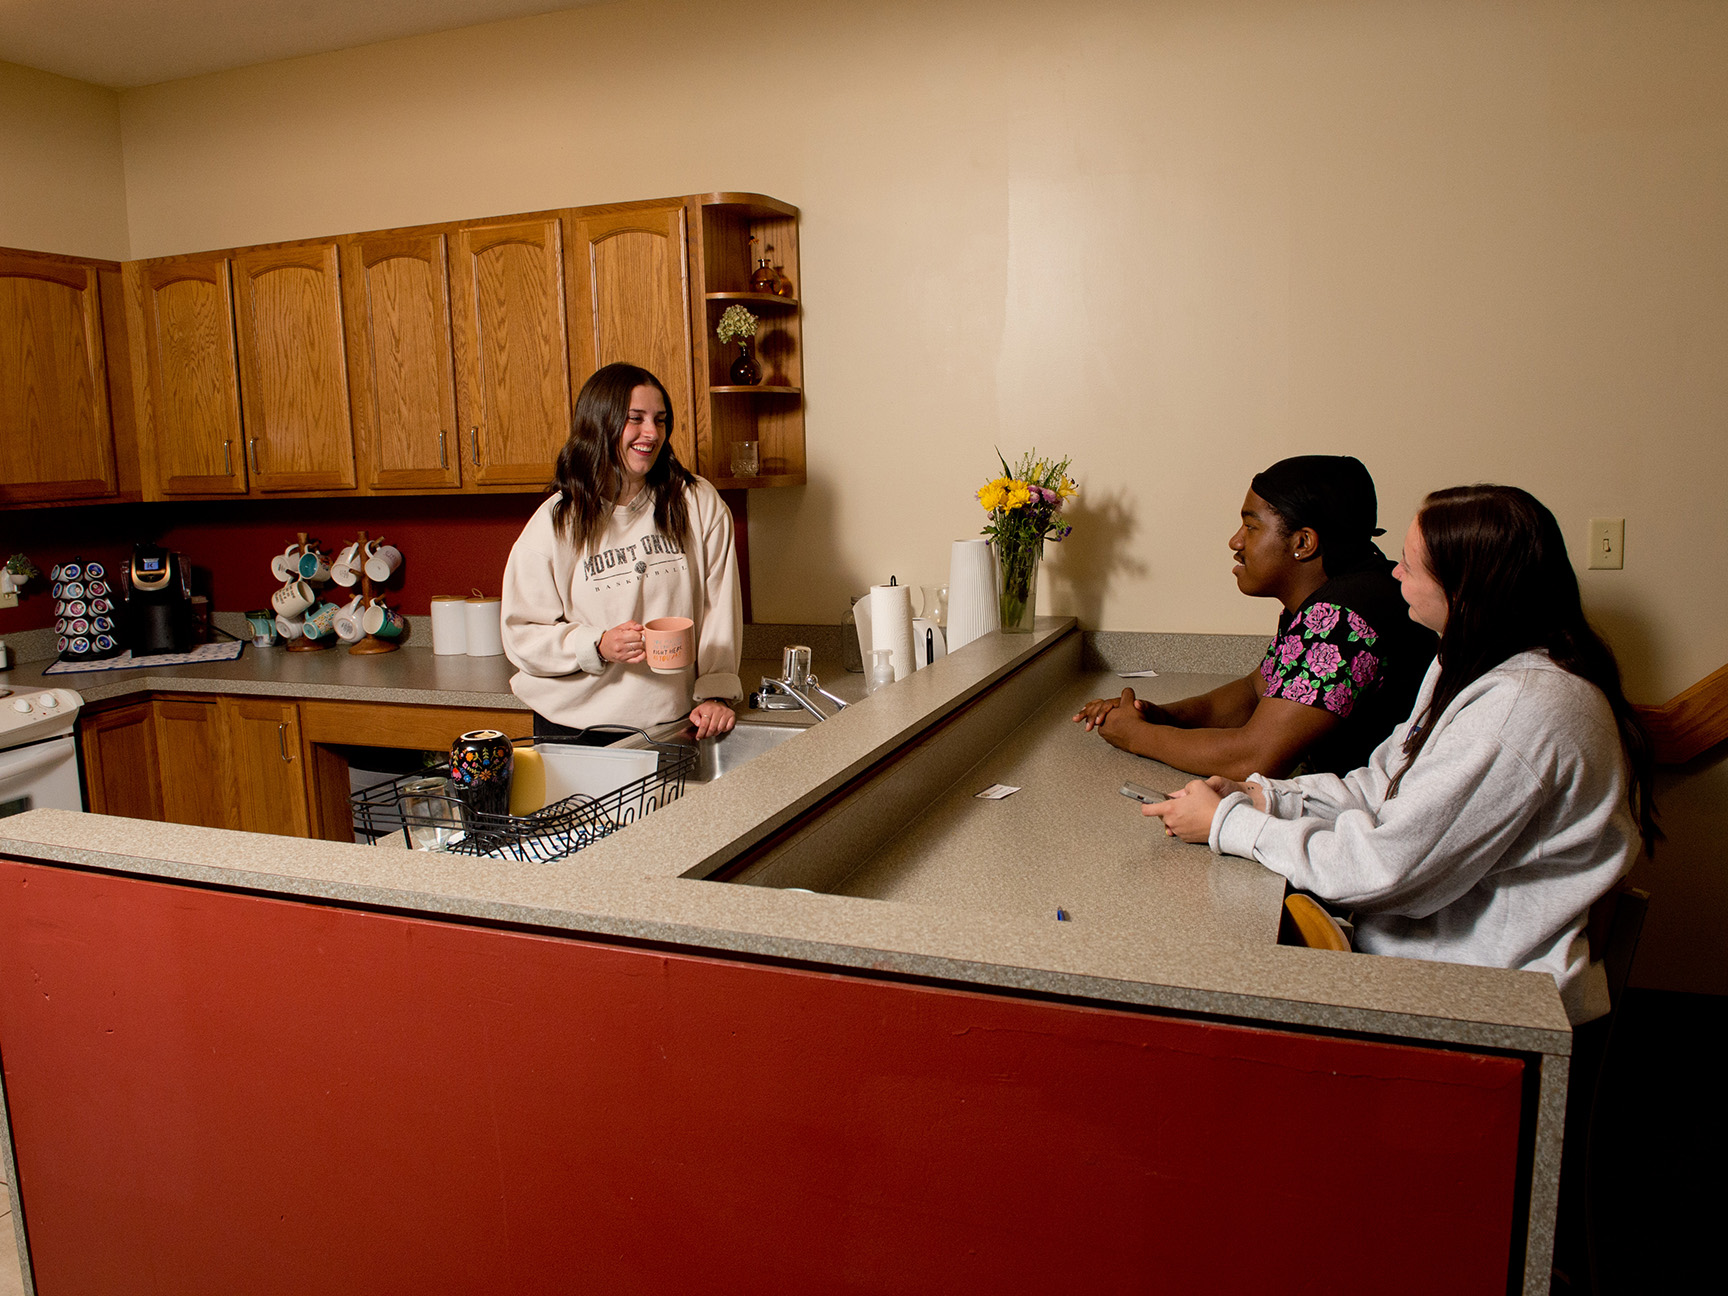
[465,595,504,657]
[430,595,469,655]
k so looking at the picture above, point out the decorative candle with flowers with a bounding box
[976,450,1078,633]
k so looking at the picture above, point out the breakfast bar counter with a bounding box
[0,619,1568,1295]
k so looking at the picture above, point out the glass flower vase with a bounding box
[729,339,761,385]
[995,541,1041,634]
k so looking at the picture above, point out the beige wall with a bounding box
[14,0,1728,988]
[0,60,128,259]
[112,0,1728,706]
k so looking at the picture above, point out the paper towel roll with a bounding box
[870,583,916,682]
[465,596,504,657]
[430,595,468,655]
[945,539,998,652]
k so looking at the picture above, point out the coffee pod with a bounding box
[449,730,514,827]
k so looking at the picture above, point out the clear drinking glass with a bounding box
[401,776,462,850]
[730,440,760,478]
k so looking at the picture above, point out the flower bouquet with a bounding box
[976,450,1077,632]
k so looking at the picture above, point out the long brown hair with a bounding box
[1390,485,1657,853]
[551,363,695,551]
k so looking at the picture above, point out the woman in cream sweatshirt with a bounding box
[1148,485,1658,1021]
[502,363,742,740]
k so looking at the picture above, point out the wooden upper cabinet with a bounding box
[449,218,572,487]
[0,248,118,504]
[344,230,461,491]
[566,203,696,470]
[136,256,248,495]
[231,240,357,492]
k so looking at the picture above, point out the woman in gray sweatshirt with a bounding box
[1149,485,1657,1022]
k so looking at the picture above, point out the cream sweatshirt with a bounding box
[1208,651,1637,1022]
[501,479,743,731]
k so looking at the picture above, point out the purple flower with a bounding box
[1260,657,1280,693]
[1305,641,1344,679]
[1303,602,1341,636]
[1350,651,1380,687]
[1276,634,1304,666]
[1324,681,1356,716]
[1346,610,1377,645]
[1283,674,1319,706]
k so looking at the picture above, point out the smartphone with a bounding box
[1119,781,1170,804]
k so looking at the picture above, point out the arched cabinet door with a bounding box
[0,249,117,504]
[343,230,462,491]
[232,240,357,493]
[136,255,248,495]
[449,218,572,488]
[565,202,696,472]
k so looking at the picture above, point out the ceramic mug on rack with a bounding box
[298,547,332,583]
[333,595,366,643]
[271,543,303,582]
[301,601,341,640]
[245,610,278,646]
[271,579,315,618]
[275,613,305,641]
[363,540,403,583]
[361,597,407,639]
[329,542,362,587]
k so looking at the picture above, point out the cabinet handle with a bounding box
[278,723,290,762]
[438,430,448,469]
[223,440,232,476]
[470,427,481,467]
[249,438,261,473]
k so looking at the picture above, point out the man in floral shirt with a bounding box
[1075,456,1434,778]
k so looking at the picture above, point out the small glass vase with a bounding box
[995,541,1041,633]
[729,339,761,385]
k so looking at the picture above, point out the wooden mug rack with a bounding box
[278,530,404,655]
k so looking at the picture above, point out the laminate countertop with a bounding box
[0,618,1572,1058]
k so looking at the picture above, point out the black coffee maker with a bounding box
[126,542,193,655]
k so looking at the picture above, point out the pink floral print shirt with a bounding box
[1258,602,1382,718]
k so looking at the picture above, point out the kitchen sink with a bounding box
[691,722,806,783]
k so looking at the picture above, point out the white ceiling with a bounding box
[0,0,598,88]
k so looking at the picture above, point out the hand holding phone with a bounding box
[1119,781,1169,805]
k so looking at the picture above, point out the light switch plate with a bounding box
[0,590,17,609]
[1588,518,1625,570]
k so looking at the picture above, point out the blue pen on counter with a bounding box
[1056,908,1069,922]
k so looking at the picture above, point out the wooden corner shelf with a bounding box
[706,291,799,308]
[710,384,800,395]
[711,473,806,490]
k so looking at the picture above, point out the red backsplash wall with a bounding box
[0,494,546,636]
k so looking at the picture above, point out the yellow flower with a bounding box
[1058,476,1079,499]
[1005,480,1033,510]
[978,481,1006,511]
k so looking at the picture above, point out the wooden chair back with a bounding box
[1280,893,1351,952]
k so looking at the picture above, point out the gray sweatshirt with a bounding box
[1209,651,1636,1021]
[502,480,742,730]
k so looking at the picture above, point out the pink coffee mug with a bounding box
[644,617,694,674]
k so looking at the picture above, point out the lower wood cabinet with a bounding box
[81,693,531,842]
[81,694,310,835]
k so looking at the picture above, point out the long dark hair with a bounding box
[551,363,695,551]
[1390,485,1657,853]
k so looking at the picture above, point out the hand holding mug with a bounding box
[599,621,646,664]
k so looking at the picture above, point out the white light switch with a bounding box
[1588,518,1625,570]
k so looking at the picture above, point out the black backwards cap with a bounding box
[1250,455,1386,571]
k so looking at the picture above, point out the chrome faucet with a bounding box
[751,645,848,720]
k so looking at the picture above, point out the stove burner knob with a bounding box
[40,693,61,709]
[10,698,31,714]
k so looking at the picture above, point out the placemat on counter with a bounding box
[42,640,246,675]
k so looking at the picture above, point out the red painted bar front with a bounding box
[0,859,1525,1294]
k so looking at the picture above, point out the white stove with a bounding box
[0,684,86,817]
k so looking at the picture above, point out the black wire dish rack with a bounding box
[350,729,696,863]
